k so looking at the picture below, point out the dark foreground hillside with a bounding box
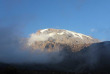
[0,63,109,74]
[0,41,110,74]
[0,66,105,74]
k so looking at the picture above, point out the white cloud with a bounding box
[28,33,55,46]
[90,28,97,32]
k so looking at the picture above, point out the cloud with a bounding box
[90,28,97,32]
[28,32,55,46]
[0,26,63,64]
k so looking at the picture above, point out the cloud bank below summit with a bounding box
[0,26,64,64]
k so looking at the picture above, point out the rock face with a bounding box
[28,28,99,52]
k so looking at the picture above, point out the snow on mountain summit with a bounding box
[38,28,93,39]
[28,28,99,52]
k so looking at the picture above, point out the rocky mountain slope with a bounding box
[27,28,99,52]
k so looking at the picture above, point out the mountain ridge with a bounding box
[27,28,99,52]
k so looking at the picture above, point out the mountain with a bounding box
[27,28,99,52]
[0,28,110,73]
[82,41,110,72]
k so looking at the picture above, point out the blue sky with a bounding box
[0,0,110,41]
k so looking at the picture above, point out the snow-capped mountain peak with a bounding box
[38,29,93,39]
[28,28,99,52]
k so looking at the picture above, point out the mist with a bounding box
[0,26,64,64]
[28,32,55,46]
